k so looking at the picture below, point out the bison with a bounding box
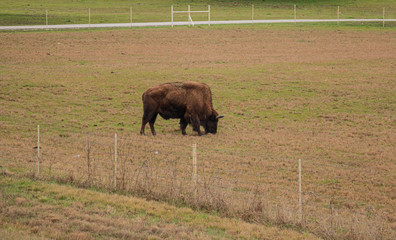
[140,81,223,136]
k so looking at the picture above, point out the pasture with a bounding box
[0,24,395,239]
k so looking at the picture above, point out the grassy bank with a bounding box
[0,172,318,239]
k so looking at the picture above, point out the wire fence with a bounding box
[0,4,395,28]
[1,123,395,239]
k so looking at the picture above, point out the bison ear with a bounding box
[216,115,224,119]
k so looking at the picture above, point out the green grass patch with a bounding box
[1,0,395,26]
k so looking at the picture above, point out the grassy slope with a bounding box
[0,173,318,240]
[0,0,395,25]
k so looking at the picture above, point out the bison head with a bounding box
[205,113,224,134]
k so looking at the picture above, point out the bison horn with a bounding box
[217,115,224,119]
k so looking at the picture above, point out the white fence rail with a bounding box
[171,5,210,27]
[0,5,395,30]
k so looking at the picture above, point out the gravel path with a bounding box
[1,19,395,30]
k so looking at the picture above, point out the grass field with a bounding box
[1,0,396,238]
[0,0,395,26]
[1,24,395,239]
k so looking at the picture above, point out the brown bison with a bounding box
[140,81,223,136]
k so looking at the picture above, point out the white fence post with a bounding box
[114,133,117,189]
[208,5,210,26]
[252,4,254,24]
[171,5,173,28]
[298,159,303,223]
[383,7,385,27]
[188,5,191,26]
[172,5,209,27]
[337,6,340,26]
[192,143,197,202]
[130,7,132,24]
[36,125,40,178]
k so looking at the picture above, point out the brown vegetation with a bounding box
[0,175,319,239]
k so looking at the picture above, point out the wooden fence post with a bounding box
[114,133,117,189]
[192,143,197,202]
[36,125,40,178]
[298,159,303,223]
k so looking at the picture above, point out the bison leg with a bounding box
[140,111,156,136]
[140,118,148,135]
[180,118,188,135]
[149,113,158,136]
[141,94,159,136]
[191,115,203,136]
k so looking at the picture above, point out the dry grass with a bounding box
[0,175,318,239]
[1,25,395,239]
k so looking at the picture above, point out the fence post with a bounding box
[208,5,210,26]
[188,5,191,26]
[36,125,40,178]
[130,7,132,24]
[89,8,91,25]
[114,133,117,189]
[192,143,197,203]
[383,7,385,27]
[298,159,303,223]
[171,5,173,28]
[252,4,254,24]
[294,4,296,24]
[337,6,340,26]
[46,9,48,26]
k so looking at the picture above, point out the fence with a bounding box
[1,124,394,240]
[0,4,395,29]
[171,5,210,27]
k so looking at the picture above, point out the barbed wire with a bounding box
[1,126,387,173]
[2,124,393,217]
[37,157,393,212]
[3,143,390,199]
[21,158,391,216]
